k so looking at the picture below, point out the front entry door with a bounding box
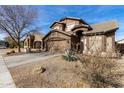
[76,31,83,54]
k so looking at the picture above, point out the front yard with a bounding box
[7,52,124,88]
[9,56,90,88]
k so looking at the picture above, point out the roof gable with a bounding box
[42,30,71,40]
[50,21,65,28]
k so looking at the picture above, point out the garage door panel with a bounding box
[47,40,69,52]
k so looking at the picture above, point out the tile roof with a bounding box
[91,20,118,32]
[83,20,119,35]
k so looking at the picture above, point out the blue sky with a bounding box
[0,5,124,40]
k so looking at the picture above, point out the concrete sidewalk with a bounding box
[0,52,16,88]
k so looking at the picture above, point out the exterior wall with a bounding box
[33,34,42,49]
[24,39,27,48]
[106,33,115,52]
[81,35,104,54]
[33,34,42,42]
[24,34,43,49]
[51,23,64,31]
[61,19,80,32]
[102,35,106,52]
[81,33,116,57]
[24,38,30,49]
[43,31,71,52]
[81,36,87,54]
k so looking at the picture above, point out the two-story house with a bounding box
[42,17,119,56]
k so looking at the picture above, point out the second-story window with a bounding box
[66,22,78,31]
[53,25,62,31]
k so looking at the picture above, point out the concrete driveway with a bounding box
[3,51,61,68]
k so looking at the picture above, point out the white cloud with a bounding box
[0,33,7,40]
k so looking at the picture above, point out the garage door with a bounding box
[47,40,69,52]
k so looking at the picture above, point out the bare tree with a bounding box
[0,6,37,52]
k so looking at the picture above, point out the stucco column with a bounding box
[29,37,31,48]
[27,38,29,48]
[86,36,89,51]
[81,36,88,54]
[33,41,35,49]
[102,35,106,52]
[112,34,115,52]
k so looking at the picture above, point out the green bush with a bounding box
[62,49,77,62]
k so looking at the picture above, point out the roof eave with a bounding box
[83,28,118,36]
[71,25,91,31]
[42,30,71,40]
[50,21,65,28]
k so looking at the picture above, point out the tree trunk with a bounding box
[18,38,21,53]
[18,44,21,53]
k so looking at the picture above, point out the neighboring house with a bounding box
[42,17,118,56]
[116,39,124,54]
[0,40,7,49]
[24,32,44,50]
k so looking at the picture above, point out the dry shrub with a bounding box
[6,50,15,55]
[78,55,123,88]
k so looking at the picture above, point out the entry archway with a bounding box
[75,30,84,54]
[34,41,42,49]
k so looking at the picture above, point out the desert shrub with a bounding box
[78,55,123,88]
[62,49,77,62]
[6,52,11,55]
[10,50,15,53]
[6,50,15,55]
